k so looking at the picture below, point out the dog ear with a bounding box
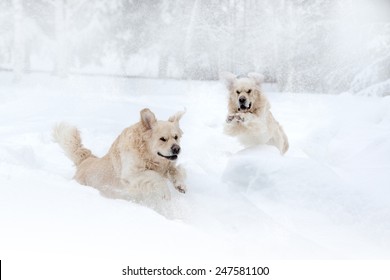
[140,108,157,129]
[248,72,265,86]
[168,110,185,123]
[219,71,236,90]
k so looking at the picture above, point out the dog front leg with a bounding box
[227,112,256,123]
[226,113,246,123]
[123,170,171,201]
[168,165,187,193]
[238,112,258,123]
[224,112,260,137]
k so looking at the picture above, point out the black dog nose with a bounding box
[239,97,246,103]
[171,144,181,155]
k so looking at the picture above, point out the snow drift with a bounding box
[0,73,390,259]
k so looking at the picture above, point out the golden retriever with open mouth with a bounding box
[53,108,186,201]
[221,72,289,154]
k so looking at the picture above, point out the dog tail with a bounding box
[52,123,95,166]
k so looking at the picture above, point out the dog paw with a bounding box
[226,115,235,123]
[234,114,245,122]
[175,184,186,194]
[227,114,245,123]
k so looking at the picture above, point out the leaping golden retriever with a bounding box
[53,108,186,201]
[221,72,289,154]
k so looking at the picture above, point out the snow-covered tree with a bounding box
[1,0,389,94]
[12,0,25,80]
[0,1,13,69]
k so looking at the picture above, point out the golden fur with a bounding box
[221,72,289,154]
[53,108,186,201]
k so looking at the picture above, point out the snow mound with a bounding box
[223,146,284,190]
[1,73,390,259]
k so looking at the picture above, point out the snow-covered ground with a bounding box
[0,73,389,259]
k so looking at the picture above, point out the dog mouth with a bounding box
[238,102,252,111]
[157,152,178,161]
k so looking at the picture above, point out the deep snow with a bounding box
[0,73,389,259]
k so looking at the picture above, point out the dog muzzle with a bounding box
[157,152,178,161]
[238,102,252,111]
[157,144,181,161]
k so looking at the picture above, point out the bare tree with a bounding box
[12,0,24,81]
[54,0,68,77]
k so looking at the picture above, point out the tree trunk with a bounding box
[12,0,24,81]
[54,0,68,77]
[158,53,169,78]
[183,0,199,78]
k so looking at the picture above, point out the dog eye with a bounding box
[247,89,252,94]
[236,90,240,94]
[174,135,178,140]
[159,137,167,142]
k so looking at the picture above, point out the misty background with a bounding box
[1,0,390,94]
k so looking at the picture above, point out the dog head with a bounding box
[220,72,264,111]
[140,108,184,162]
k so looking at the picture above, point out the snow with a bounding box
[1,73,390,259]
[351,55,390,96]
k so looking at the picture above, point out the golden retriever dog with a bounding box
[221,72,289,154]
[53,108,186,202]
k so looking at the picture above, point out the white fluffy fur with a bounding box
[221,71,289,154]
[53,108,186,202]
